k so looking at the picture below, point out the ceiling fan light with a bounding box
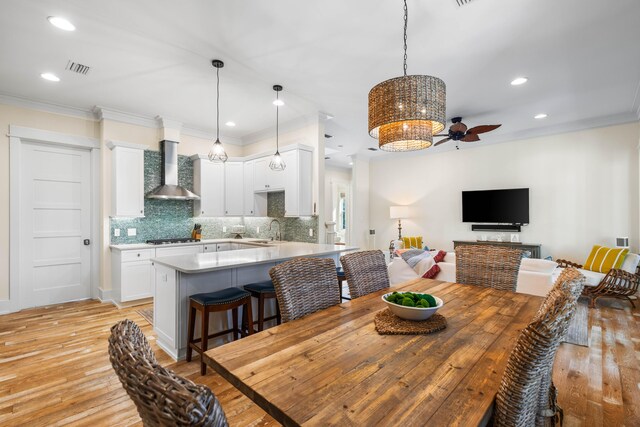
[368,75,446,151]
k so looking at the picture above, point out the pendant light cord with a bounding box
[216,66,220,141]
[403,0,408,77]
[276,91,279,152]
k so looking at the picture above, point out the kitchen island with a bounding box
[151,242,358,360]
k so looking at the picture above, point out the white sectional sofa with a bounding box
[389,251,559,297]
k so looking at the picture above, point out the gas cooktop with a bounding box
[146,238,201,245]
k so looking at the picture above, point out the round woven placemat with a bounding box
[374,308,447,335]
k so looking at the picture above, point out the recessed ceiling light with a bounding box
[367,147,378,151]
[47,16,75,31]
[510,77,528,86]
[349,162,354,166]
[40,72,60,82]
[225,121,236,127]
[273,99,284,106]
[534,113,548,119]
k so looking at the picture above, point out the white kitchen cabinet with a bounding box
[253,157,285,192]
[203,243,217,253]
[111,248,155,304]
[282,148,313,217]
[216,243,231,252]
[107,141,148,218]
[155,245,203,257]
[224,162,244,216]
[192,156,225,217]
[243,160,255,216]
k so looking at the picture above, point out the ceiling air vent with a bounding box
[324,134,333,139]
[66,60,91,75]
[367,147,378,151]
[455,0,473,6]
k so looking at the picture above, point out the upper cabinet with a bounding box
[224,162,244,216]
[243,160,256,216]
[282,148,313,217]
[191,145,313,218]
[107,140,148,218]
[253,157,285,192]
[192,155,225,217]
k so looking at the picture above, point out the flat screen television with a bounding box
[462,188,529,224]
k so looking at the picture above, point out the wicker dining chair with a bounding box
[269,257,341,322]
[533,267,586,427]
[455,245,524,291]
[494,268,584,427]
[108,320,228,427]
[340,250,390,299]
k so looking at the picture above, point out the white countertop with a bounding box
[151,242,358,273]
[110,238,275,251]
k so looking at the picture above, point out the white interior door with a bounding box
[19,142,92,309]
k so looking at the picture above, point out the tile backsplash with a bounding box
[110,151,318,244]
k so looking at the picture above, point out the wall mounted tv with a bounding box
[462,188,529,224]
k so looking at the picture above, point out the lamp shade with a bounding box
[390,206,410,219]
[369,75,446,151]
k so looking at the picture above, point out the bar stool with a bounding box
[336,267,351,301]
[243,281,281,332]
[186,287,253,375]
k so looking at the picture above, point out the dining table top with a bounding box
[203,278,543,427]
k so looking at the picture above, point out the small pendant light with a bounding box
[269,84,286,171]
[208,59,228,163]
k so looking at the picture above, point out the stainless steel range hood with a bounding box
[146,140,200,200]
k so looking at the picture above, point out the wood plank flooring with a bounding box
[0,296,637,426]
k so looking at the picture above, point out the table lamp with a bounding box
[389,206,410,240]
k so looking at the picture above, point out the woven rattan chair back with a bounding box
[455,245,524,291]
[269,257,341,322]
[108,320,228,427]
[340,250,390,299]
[533,267,586,427]
[494,268,585,427]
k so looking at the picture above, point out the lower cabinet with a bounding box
[111,248,155,304]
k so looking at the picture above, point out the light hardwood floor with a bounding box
[0,296,637,426]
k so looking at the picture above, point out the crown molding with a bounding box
[369,111,640,161]
[155,116,183,131]
[181,124,243,146]
[241,114,319,145]
[0,92,96,121]
[93,106,158,128]
[633,79,640,120]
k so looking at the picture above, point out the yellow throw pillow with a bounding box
[402,236,423,250]
[584,245,628,274]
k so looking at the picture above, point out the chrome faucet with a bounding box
[269,219,281,241]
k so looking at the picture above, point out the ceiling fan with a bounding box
[434,117,501,148]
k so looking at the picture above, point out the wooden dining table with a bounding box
[203,278,543,426]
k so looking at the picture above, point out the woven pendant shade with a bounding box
[368,75,446,152]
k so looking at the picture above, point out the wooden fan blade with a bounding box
[461,133,480,142]
[450,123,468,133]
[434,138,451,146]
[466,124,501,134]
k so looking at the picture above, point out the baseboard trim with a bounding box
[0,299,17,315]
[98,288,114,304]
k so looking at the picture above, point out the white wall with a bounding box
[352,155,371,250]
[369,122,640,262]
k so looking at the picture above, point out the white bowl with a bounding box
[382,292,444,321]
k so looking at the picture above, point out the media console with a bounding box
[453,240,541,259]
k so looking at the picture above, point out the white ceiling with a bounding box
[1,0,639,167]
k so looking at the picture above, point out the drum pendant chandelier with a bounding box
[368,0,446,152]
